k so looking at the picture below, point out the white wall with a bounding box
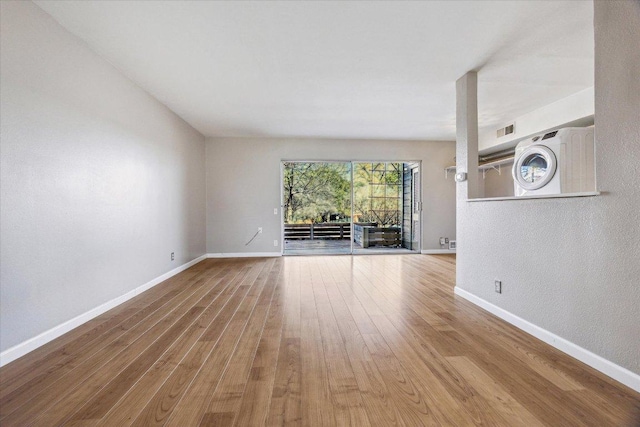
[0,2,206,355]
[456,0,640,383]
[206,138,456,254]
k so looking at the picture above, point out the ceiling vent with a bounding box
[497,123,515,138]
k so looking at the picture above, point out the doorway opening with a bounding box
[281,161,421,255]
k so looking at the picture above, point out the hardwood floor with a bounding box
[1,255,638,426]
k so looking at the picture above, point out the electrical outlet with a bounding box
[258,227,263,234]
[273,240,278,247]
[439,237,446,245]
[495,280,502,294]
[445,237,449,244]
[171,252,175,261]
[274,208,278,215]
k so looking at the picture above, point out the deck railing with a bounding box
[284,222,376,240]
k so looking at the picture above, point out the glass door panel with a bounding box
[282,162,352,255]
[352,162,411,254]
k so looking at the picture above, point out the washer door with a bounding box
[512,145,557,191]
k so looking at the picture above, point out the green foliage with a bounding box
[283,162,351,224]
[282,162,402,227]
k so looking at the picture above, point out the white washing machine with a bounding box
[512,127,595,197]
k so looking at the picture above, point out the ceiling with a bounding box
[34,1,594,141]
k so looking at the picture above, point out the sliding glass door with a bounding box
[281,161,420,255]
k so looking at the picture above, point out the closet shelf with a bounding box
[445,157,514,179]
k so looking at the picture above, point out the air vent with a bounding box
[497,123,515,138]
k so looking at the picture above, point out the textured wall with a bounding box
[206,138,456,254]
[0,2,206,353]
[456,0,640,374]
[455,72,479,201]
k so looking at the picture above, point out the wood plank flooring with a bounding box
[1,255,639,426]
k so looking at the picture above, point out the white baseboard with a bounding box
[454,286,640,393]
[207,252,282,258]
[0,254,207,367]
[421,249,457,254]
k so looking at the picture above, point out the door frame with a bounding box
[411,166,421,251]
[280,159,422,255]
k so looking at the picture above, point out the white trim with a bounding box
[0,255,207,367]
[454,286,640,393]
[467,191,600,202]
[207,252,282,258]
[421,249,456,254]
